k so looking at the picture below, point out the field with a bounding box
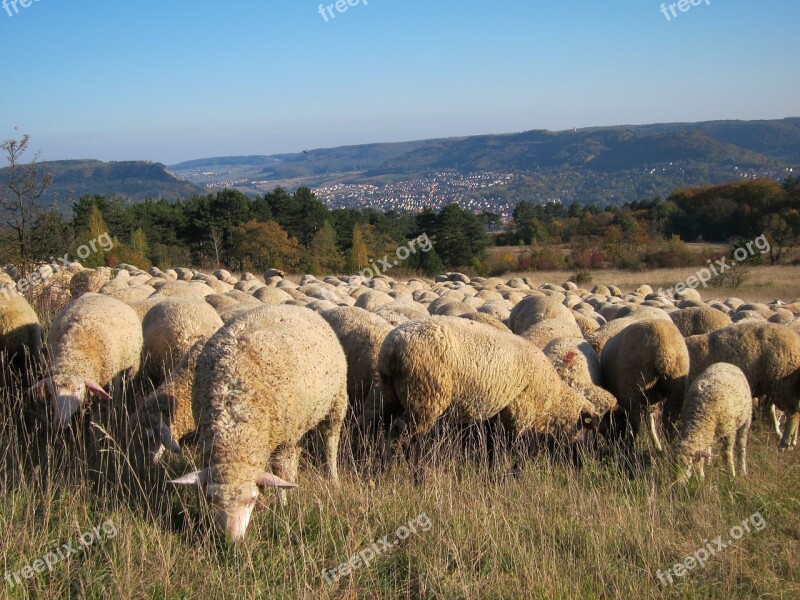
[1,267,800,599]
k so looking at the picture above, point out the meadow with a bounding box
[1,266,799,599]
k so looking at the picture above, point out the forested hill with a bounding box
[0,160,203,211]
[171,118,800,206]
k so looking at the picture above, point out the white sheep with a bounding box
[34,293,143,429]
[134,336,208,464]
[685,322,800,450]
[0,288,42,377]
[600,319,690,451]
[170,305,348,541]
[141,298,224,382]
[674,363,752,482]
[378,317,599,480]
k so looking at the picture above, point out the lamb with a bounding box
[134,337,208,464]
[674,363,752,482]
[34,293,143,429]
[170,305,348,541]
[669,306,732,337]
[685,322,800,450]
[600,319,690,450]
[141,298,224,382]
[378,317,599,480]
[0,289,42,376]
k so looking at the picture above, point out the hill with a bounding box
[170,118,800,208]
[1,160,204,212]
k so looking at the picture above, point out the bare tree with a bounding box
[0,135,53,277]
[209,225,224,268]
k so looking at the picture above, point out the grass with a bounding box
[2,270,800,598]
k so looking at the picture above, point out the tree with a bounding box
[0,135,53,276]
[307,221,344,274]
[76,205,111,267]
[760,210,800,265]
[209,225,224,268]
[229,220,303,272]
[346,224,370,273]
[428,204,489,267]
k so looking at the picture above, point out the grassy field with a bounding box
[1,268,800,599]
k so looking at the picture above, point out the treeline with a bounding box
[45,188,492,275]
[7,174,798,278]
[495,177,800,271]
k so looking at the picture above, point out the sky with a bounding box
[1,0,798,165]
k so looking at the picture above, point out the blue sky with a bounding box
[1,0,798,164]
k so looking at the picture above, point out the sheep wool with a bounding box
[41,293,143,428]
[686,322,800,449]
[172,305,348,541]
[378,317,598,476]
[674,363,752,482]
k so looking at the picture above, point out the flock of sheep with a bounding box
[1,262,799,541]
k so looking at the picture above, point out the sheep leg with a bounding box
[779,412,799,450]
[721,435,736,477]
[644,405,663,453]
[736,424,749,476]
[318,395,347,487]
[768,402,783,439]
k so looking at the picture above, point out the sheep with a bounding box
[34,293,143,429]
[378,317,599,480]
[0,289,42,377]
[669,306,732,337]
[320,307,393,430]
[600,320,690,450]
[543,337,617,415]
[685,322,800,450]
[518,318,583,349]
[170,305,348,541]
[508,295,576,335]
[674,363,752,482]
[134,337,208,464]
[141,298,224,382]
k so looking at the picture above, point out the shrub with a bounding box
[570,270,593,285]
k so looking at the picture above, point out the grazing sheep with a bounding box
[141,298,224,382]
[674,363,752,482]
[320,307,393,424]
[669,306,732,337]
[508,295,576,335]
[543,337,617,415]
[134,337,208,463]
[685,322,800,450]
[35,294,143,429]
[601,320,690,450]
[518,318,582,349]
[0,289,42,376]
[170,305,348,541]
[379,317,599,480]
[586,316,640,355]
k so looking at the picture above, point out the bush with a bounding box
[531,244,565,270]
[570,270,593,285]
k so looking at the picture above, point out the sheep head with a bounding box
[170,468,297,541]
[29,376,112,429]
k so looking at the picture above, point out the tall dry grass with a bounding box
[1,276,799,598]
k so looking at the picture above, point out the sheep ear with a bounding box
[170,469,208,485]
[85,380,112,400]
[159,423,181,454]
[255,472,297,490]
